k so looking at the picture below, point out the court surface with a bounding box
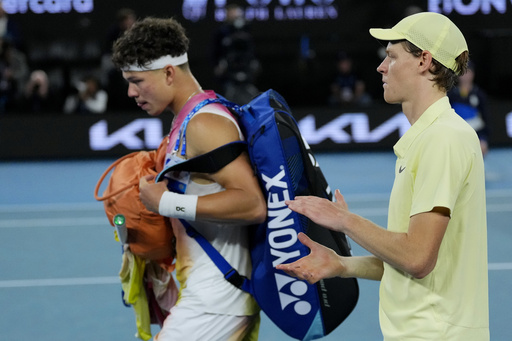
[1,148,511,340]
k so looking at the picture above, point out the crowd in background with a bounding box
[0,6,133,115]
[0,5,379,116]
[0,5,492,148]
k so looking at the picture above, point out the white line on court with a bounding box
[0,217,108,228]
[0,188,510,212]
[1,263,510,289]
[0,202,102,213]
[488,263,512,270]
[486,204,512,212]
[0,277,119,288]
[1,202,510,228]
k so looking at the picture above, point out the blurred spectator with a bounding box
[0,2,23,51]
[403,5,423,17]
[63,75,108,114]
[101,8,136,111]
[0,37,28,113]
[328,51,371,107]
[212,4,260,104]
[448,62,490,156]
[104,8,136,55]
[22,69,54,112]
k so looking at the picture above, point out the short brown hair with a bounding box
[396,40,469,92]
[112,17,190,70]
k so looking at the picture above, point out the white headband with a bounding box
[122,53,188,71]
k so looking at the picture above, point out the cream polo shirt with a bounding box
[379,97,489,340]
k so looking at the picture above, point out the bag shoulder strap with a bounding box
[156,141,247,182]
[175,96,241,157]
[179,219,252,293]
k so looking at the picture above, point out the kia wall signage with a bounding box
[1,103,511,160]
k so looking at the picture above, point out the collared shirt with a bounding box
[380,97,489,340]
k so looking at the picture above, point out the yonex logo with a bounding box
[275,273,311,315]
[263,165,312,315]
[264,167,301,267]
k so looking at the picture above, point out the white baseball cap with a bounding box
[370,12,468,74]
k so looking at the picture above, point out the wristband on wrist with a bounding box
[159,191,198,221]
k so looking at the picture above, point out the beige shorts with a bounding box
[154,305,260,341]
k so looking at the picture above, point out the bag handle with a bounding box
[94,151,141,201]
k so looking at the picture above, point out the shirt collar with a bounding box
[393,96,452,158]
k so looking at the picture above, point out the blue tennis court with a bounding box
[1,148,511,340]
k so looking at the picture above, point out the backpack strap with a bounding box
[179,219,252,293]
[155,141,247,182]
[174,97,241,157]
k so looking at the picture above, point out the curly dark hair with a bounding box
[112,17,190,70]
[397,40,468,92]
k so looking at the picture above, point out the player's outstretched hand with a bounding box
[276,232,345,284]
[285,189,349,233]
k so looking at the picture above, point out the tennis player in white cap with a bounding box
[278,12,489,340]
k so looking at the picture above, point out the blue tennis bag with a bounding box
[156,89,359,340]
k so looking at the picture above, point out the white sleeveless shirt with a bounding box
[167,104,259,316]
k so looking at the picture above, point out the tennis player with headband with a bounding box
[277,12,489,340]
[112,17,265,341]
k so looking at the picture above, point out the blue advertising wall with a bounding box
[1,100,510,159]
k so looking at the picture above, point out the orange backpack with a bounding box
[94,138,174,264]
